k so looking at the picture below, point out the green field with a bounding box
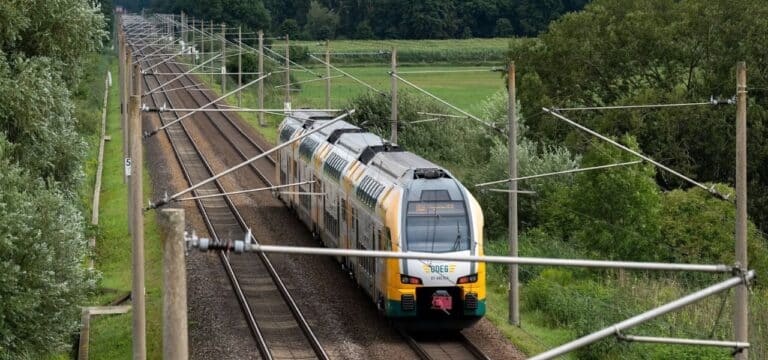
[294,38,515,52]
[209,64,506,143]
[287,38,523,65]
[292,65,505,109]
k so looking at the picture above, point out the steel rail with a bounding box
[139,55,274,360]
[133,35,328,359]
[398,328,491,360]
[160,57,329,359]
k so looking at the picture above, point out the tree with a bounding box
[0,55,86,191]
[494,18,514,36]
[279,18,300,38]
[0,1,104,356]
[0,135,96,357]
[0,0,106,87]
[516,0,768,233]
[538,136,663,261]
[354,20,375,39]
[305,0,340,40]
[397,0,459,39]
[659,184,768,276]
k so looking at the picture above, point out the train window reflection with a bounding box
[405,201,470,253]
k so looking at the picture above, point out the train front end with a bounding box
[385,170,486,330]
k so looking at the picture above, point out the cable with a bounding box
[543,108,731,201]
[554,102,713,111]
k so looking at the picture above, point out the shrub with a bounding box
[0,136,96,357]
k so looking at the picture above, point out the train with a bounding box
[275,110,486,329]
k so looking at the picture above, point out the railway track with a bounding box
[399,330,491,360]
[125,16,496,360]
[128,28,327,359]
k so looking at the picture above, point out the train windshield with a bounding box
[405,201,470,253]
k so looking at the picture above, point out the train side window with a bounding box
[383,227,392,251]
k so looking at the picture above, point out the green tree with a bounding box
[0,0,106,86]
[494,18,514,36]
[515,0,768,233]
[305,0,340,40]
[0,136,96,357]
[539,137,663,260]
[660,184,768,276]
[280,18,300,38]
[354,20,375,39]
[0,55,86,191]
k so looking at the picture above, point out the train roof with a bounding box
[280,112,456,185]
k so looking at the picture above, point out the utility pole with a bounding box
[325,40,331,109]
[390,47,398,143]
[200,19,204,68]
[180,12,185,61]
[285,34,291,109]
[258,30,265,126]
[221,24,226,93]
[191,18,195,64]
[129,61,141,236]
[238,26,242,107]
[118,31,126,184]
[734,61,749,360]
[210,20,214,83]
[507,62,520,326]
[160,208,188,360]
[129,93,146,360]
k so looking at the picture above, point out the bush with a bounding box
[466,91,579,236]
[0,136,96,357]
[524,272,730,359]
[345,90,490,171]
[660,184,768,280]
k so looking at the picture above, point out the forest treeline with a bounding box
[339,0,768,357]
[118,0,589,39]
[0,0,107,357]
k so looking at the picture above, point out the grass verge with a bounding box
[84,55,164,359]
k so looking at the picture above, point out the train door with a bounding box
[290,159,298,206]
[322,182,340,249]
[349,206,358,271]
[313,176,321,232]
[355,215,375,298]
[340,198,348,249]
[374,226,385,304]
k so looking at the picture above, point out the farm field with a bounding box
[291,65,506,111]
[293,38,514,53]
[209,64,507,143]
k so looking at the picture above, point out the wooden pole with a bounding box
[734,61,749,360]
[284,34,291,108]
[390,47,398,143]
[129,93,146,360]
[238,26,242,107]
[258,30,265,126]
[160,209,188,360]
[221,24,226,93]
[507,62,520,326]
[325,40,331,109]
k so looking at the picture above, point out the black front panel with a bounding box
[415,287,463,319]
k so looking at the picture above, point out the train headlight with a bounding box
[457,273,478,284]
[400,274,423,285]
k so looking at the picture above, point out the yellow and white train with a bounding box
[276,111,486,329]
